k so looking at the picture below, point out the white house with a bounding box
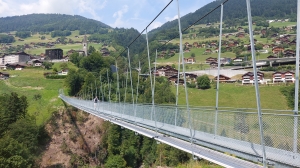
[272,71,295,83]
[58,69,69,75]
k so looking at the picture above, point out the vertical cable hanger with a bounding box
[214,3,224,137]
[293,0,300,155]
[176,0,193,154]
[127,47,135,120]
[246,0,267,167]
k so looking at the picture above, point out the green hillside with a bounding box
[0,14,110,33]
[0,62,77,125]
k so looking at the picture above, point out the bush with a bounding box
[196,75,211,89]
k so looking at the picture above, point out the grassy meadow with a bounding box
[172,83,290,110]
[0,62,77,125]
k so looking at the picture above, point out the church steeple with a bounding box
[83,33,88,56]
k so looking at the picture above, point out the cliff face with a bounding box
[40,108,106,167]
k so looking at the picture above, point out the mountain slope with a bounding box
[0,14,111,33]
[150,0,297,35]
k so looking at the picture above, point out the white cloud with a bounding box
[111,5,129,28]
[148,21,163,30]
[0,0,106,21]
[165,15,178,22]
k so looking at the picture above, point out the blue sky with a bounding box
[0,0,215,32]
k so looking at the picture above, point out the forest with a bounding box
[0,92,49,167]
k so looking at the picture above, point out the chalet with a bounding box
[168,75,178,84]
[214,74,235,83]
[193,42,199,47]
[283,50,296,57]
[220,57,231,64]
[175,79,185,85]
[100,48,110,56]
[32,60,43,67]
[242,72,264,85]
[267,55,278,59]
[272,47,284,55]
[165,68,178,77]
[5,63,26,70]
[237,27,244,32]
[205,57,217,64]
[236,32,245,38]
[210,43,217,48]
[205,49,212,54]
[184,48,190,53]
[154,65,174,77]
[58,69,69,75]
[184,57,196,64]
[67,49,76,55]
[233,57,244,62]
[273,71,295,83]
[263,44,270,49]
[183,73,198,82]
[0,72,9,80]
[210,62,218,69]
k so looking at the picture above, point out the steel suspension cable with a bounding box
[127,48,135,121]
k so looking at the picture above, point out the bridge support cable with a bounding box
[116,61,121,115]
[175,24,182,127]
[123,69,129,118]
[145,28,155,126]
[246,0,267,167]
[214,3,224,137]
[293,0,300,154]
[153,49,158,133]
[176,0,193,153]
[127,48,136,123]
[135,61,141,124]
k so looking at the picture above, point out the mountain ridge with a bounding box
[0,13,111,33]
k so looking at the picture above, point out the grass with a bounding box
[0,62,76,125]
[172,83,289,110]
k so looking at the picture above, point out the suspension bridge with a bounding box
[60,0,300,167]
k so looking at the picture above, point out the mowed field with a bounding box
[172,83,290,110]
[0,62,77,125]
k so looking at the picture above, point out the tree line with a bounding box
[0,92,49,167]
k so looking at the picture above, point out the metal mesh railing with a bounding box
[59,92,300,167]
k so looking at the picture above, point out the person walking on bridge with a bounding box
[93,96,98,110]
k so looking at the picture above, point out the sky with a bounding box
[0,0,215,32]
